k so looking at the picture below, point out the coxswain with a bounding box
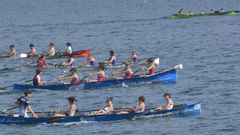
[50,96,77,117]
[27,43,37,57]
[105,51,116,66]
[33,69,45,86]
[37,55,48,68]
[139,58,156,76]
[112,63,133,79]
[46,42,56,56]
[58,68,79,84]
[156,93,174,110]
[1,45,17,58]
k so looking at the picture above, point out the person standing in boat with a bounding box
[105,50,117,66]
[94,97,114,115]
[33,69,45,86]
[58,68,79,84]
[1,45,17,58]
[46,42,56,56]
[129,50,138,63]
[112,63,133,79]
[50,96,77,117]
[17,91,38,118]
[87,62,105,82]
[139,58,156,76]
[37,55,48,68]
[27,43,37,57]
[156,93,174,110]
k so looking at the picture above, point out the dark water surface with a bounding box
[0,0,240,135]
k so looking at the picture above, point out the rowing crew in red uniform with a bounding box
[112,63,133,79]
[37,55,48,68]
[58,68,79,85]
[87,63,105,82]
[139,58,156,77]
[33,69,46,86]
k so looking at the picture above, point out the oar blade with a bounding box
[20,54,28,58]
[174,64,183,70]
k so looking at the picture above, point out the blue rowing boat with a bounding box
[0,103,201,124]
[13,65,181,90]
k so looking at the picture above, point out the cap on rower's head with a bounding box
[164,92,171,98]
[36,69,42,74]
[29,43,35,47]
[10,45,15,48]
[67,96,78,102]
[24,91,32,96]
[105,97,113,103]
[66,42,72,46]
[139,96,145,102]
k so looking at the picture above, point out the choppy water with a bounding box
[0,0,240,135]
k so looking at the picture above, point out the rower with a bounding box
[37,55,48,68]
[61,54,74,68]
[50,96,77,117]
[88,62,105,82]
[64,42,73,55]
[200,11,205,15]
[139,58,156,76]
[27,43,37,57]
[119,96,145,114]
[220,8,224,13]
[46,43,56,56]
[89,54,97,67]
[178,9,184,14]
[94,97,114,115]
[105,50,117,66]
[129,50,138,63]
[1,45,17,58]
[112,63,133,79]
[16,91,38,118]
[210,9,214,13]
[58,68,79,84]
[33,69,45,86]
[156,93,174,110]
[188,11,193,15]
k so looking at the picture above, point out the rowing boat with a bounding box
[13,64,181,90]
[171,11,237,19]
[0,103,201,124]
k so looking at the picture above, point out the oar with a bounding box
[132,70,140,76]
[0,79,32,90]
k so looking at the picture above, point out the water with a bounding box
[0,0,240,134]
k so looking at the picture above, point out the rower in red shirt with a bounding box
[112,63,133,79]
[33,69,45,86]
[139,58,156,76]
[37,55,48,68]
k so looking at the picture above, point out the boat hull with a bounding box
[171,11,236,19]
[13,68,177,90]
[0,103,201,124]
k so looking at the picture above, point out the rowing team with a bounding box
[1,43,71,58]
[33,58,156,85]
[3,91,174,118]
[178,8,225,15]
[36,49,137,68]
